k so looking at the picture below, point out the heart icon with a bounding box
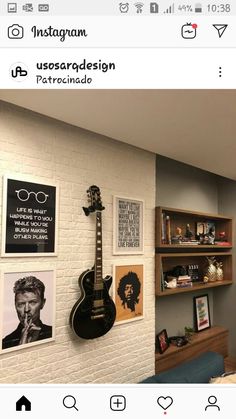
[157,396,173,410]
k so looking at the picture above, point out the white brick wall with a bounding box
[0,100,156,383]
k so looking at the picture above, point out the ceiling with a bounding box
[0,89,236,180]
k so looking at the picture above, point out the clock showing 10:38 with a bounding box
[207,3,231,13]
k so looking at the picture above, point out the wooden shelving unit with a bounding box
[155,207,233,376]
[155,326,228,374]
[155,207,233,296]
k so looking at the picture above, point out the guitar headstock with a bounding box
[83,185,105,216]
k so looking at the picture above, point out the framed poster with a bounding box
[0,269,55,354]
[193,294,211,332]
[113,196,144,255]
[113,263,144,325]
[156,329,169,354]
[2,175,58,256]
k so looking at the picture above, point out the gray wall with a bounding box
[156,155,218,336]
[156,155,218,213]
[215,177,236,356]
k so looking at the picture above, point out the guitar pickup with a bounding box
[92,307,105,314]
[93,300,104,307]
[91,314,105,320]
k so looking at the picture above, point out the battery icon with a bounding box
[195,3,202,12]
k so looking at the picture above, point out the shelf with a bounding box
[156,206,233,248]
[155,252,233,296]
[157,206,233,220]
[156,279,233,297]
[157,244,232,251]
[155,326,228,373]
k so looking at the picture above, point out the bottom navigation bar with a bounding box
[0,384,235,417]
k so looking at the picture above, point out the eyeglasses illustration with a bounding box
[15,189,49,203]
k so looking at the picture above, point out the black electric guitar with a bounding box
[69,185,116,339]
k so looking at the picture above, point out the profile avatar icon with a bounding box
[205,395,220,411]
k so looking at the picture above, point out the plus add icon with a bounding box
[110,395,126,411]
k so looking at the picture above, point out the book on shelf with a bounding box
[177,275,191,281]
[178,241,200,245]
[161,266,165,292]
[166,215,171,244]
[161,212,166,244]
[177,282,193,288]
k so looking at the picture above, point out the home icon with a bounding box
[16,395,31,411]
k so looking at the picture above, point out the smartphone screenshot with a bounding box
[0,1,236,417]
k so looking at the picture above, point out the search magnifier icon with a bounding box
[63,395,78,411]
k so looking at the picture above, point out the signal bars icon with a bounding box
[134,2,144,13]
[163,3,174,13]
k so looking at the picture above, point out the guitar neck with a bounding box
[95,211,103,286]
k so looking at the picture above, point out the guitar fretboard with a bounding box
[95,211,103,285]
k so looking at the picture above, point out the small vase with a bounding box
[216,262,223,281]
[205,256,217,282]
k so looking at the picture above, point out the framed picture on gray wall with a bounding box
[1,175,59,256]
[113,196,144,255]
[0,269,55,354]
[193,294,211,332]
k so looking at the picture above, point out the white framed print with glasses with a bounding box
[113,196,144,255]
[1,175,59,257]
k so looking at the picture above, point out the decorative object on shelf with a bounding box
[156,329,169,354]
[219,231,226,241]
[169,335,189,347]
[171,227,183,244]
[184,326,195,341]
[70,185,116,339]
[204,256,217,282]
[196,221,215,245]
[165,276,177,289]
[185,223,193,239]
[113,196,144,254]
[207,222,215,244]
[165,265,192,288]
[187,264,199,282]
[196,222,205,237]
[1,269,55,354]
[216,261,224,281]
[113,263,144,325]
[215,231,231,246]
[193,294,211,332]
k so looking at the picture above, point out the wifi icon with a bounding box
[134,2,144,13]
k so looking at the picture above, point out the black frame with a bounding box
[193,294,211,332]
[156,328,169,354]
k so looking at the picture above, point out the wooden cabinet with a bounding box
[155,207,233,296]
[155,326,228,373]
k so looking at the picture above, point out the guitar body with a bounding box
[70,267,116,339]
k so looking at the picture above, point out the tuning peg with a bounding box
[83,206,90,216]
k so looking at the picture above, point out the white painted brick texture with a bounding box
[0,100,155,383]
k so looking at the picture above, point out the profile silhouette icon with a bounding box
[205,395,220,411]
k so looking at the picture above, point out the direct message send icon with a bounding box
[213,24,228,38]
